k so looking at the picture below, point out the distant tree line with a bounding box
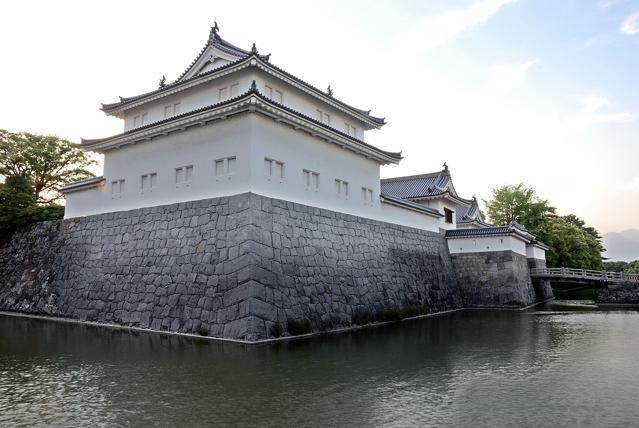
[0,130,95,240]
[484,183,604,270]
[603,260,639,274]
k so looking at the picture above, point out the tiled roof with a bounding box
[380,170,451,199]
[173,29,271,84]
[510,220,528,232]
[380,193,443,217]
[101,54,250,110]
[456,197,491,226]
[60,176,105,193]
[83,84,402,162]
[445,224,535,242]
[445,227,513,237]
[100,28,385,127]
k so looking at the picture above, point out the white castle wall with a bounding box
[447,235,528,256]
[121,69,370,138]
[65,117,252,218]
[65,114,441,232]
[526,244,546,260]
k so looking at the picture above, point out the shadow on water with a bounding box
[2,308,639,427]
[538,286,599,312]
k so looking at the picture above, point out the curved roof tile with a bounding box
[85,86,401,162]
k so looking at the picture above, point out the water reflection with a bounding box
[2,309,639,427]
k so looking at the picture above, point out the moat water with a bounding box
[2,302,639,427]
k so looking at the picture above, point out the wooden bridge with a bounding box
[530,268,639,287]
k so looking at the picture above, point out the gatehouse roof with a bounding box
[380,165,471,204]
[456,197,491,227]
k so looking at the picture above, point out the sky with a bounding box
[1,0,638,235]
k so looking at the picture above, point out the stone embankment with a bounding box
[451,251,537,307]
[597,283,639,305]
[0,193,464,341]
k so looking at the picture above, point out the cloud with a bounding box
[397,0,518,54]
[574,96,637,124]
[581,33,616,49]
[581,96,610,113]
[598,0,622,8]
[485,59,538,96]
[621,11,639,35]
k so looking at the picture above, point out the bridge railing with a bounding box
[530,268,639,284]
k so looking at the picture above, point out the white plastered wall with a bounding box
[447,235,528,256]
[121,69,372,137]
[247,115,381,216]
[526,244,547,260]
[122,70,256,131]
[65,116,251,217]
[65,113,443,232]
[419,198,460,230]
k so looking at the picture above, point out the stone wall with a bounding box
[451,251,541,307]
[527,258,554,302]
[0,193,462,341]
[597,283,639,305]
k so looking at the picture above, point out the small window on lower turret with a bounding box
[111,179,125,196]
[175,165,193,185]
[141,173,157,192]
[444,208,454,224]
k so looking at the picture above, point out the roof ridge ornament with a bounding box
[158,75,166,89]
[208,20,220,44]
[442,162,448,172]
[251,43,258,54]
[250,79,257,92]
[327,85,334,97]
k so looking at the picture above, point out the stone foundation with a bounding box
[597,283,639,305]
[528,258,554,302]
[0,193,462,341]
[451,251,548,307]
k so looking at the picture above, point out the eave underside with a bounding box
[100,54,385,129]
[84,90,400,164]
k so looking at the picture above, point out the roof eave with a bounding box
[380,194,443,218]
[252,56,385,129]
[99,54,386,128]
[408,192,472,206]
[60,177,105,194]
[83,91,400,164]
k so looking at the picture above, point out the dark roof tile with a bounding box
[86,86,401,161]
[380,170,451,199]
[380,193,443,217]
[101,31,385,126]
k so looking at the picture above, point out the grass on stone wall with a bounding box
[287,318,312,336]
[195,323,209,336]
[271,321,283,338]
[352,305,428,325]
[352,310,375,325]
[322,317,333,331]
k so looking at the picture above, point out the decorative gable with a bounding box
[175,22,270,83]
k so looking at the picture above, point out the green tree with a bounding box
[561,214,605,259]
[484,183,603,270]
[604,261,628,272]
[543,217,603,270]
[0,129,95,203]
[0,176,64,240]
[625,261,639,274]
[0,176,37,237]
[483,183,555,237]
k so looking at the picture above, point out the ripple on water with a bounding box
[1,310,639,427]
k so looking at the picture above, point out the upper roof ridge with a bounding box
[173,21,270,84]
[380,171,442,183]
